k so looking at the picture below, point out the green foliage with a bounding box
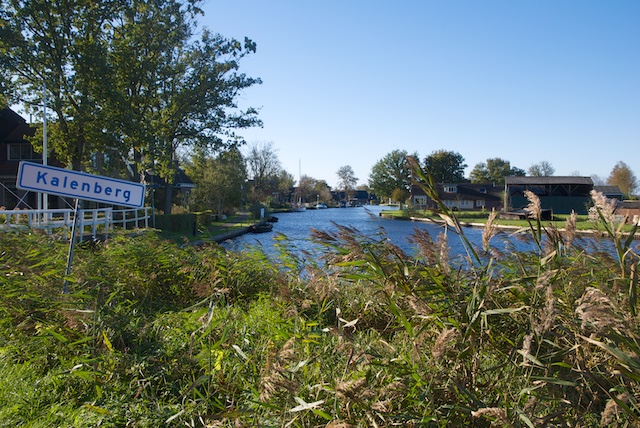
[2,0,262,182]
[336,165,358,193]
[368,149,416,201]
[423,149,467,183]
[1,184,640,426]
[185,147,247,215]
[470,157,526,184]
[154,213,196,233]
[607,160,639,198]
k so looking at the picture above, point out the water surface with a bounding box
[221,206,543,259]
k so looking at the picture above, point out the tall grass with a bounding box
[0,170,639,426]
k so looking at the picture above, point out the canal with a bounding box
[221,205,545,259]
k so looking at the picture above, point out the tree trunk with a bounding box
[164,183,173,214]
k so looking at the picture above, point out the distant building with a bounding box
[411,182,502,211]
[143,166,195,211]
[505,176,594,215]
[0,107,66,209]
[593,185,623,201]
[615,200,640,225]
[332,190,371,206]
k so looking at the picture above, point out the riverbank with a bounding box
[378,210,640,240]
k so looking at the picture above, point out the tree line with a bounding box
[3,1,636,216]
[368,149,639,203]
[1,0,364,216]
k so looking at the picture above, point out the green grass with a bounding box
[383,208,640,234]
[157,213,255,243]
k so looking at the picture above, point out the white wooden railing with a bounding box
[0,207,152,240]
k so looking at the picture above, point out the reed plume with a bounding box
[564,210,578,248]
[432,328,458,362]
[482,209,498,252]
[590,190,616,225]
[260,338,298,402]
[524,190,541,219]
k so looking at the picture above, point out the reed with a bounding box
[1,179,639,426]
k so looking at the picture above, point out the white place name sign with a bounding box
[17,161,145,208]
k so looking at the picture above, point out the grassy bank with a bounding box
[382,207,640,235]
[1,199,640,426]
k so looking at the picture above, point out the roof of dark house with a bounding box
[0,107,36,142]
[617,200,640,209]
[505,176,593,186]
[411,182,501,198]
[593,185,623,196]
[143,169,195,189]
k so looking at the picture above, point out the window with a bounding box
[459,200,473,208]
[476,199,486,208]
[479,188,487,194]
[444,185,457,193]
[8,144,40,161]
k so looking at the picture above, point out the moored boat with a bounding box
[251,223,274,233]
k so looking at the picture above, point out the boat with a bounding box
[315,203,328,209]
[292,202,306,212]
[251,222,273,233]
[267,215,278,222]
[292,160,306,212]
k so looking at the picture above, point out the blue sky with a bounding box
[201,1,639,189]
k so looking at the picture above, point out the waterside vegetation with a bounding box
[382,207,640,236]
[1,162,640,426]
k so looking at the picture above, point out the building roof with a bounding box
[0,107,35,142]
[143,168,195,189]
[505,176,593,186]
[617,200,640,209]
[411,182,501,200]
[593,185,623,196]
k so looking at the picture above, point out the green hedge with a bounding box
[154,213,196,233]
[193,210,213,228]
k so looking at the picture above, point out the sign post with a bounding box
[17,161,146,292]
[62,198,81,294]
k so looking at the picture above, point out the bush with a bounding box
[154,213,196,233]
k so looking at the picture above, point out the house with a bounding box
[411,182,502,211]
[0,107,68,209]
[332,189,372,206]
[505,176,593,215]
[143,166,195,212]
[593,185,623,201]
[614,200,640,225]
[0,107,37,208]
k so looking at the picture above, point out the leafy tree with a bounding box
[2,0,262,213]
[528,161,555,177]
[245,141,283,201]
[423,150,467,183]
[337,165,358,198]
[276,170,295,202]
[607,161,638,198]
[185,147,246,216]
[469,158,525,184]
[391,187,410,208]
[1,0,117,170]
[368,149,415,201]
[299,176,331,205]
[107,5,261,213]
